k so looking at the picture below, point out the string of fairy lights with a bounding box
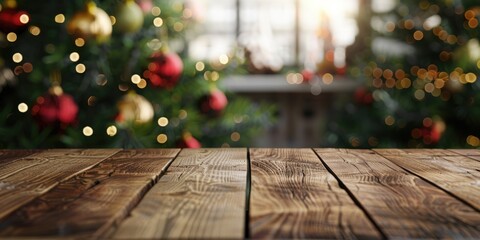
[2,0,243,147]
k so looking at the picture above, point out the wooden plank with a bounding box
[0,149,120,220]
[0,150,42,164]
[0,149,180,238]
[375,149,480,211]
[315,148,480,239]
[374,148,456,156]
[449,149,480,162]
[250,148,381,239]
[111,148,247,239]
[449,149,480,156]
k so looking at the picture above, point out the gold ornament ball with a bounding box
[67,2,112,43]
[117,91,154,125]
[115,0,144,33]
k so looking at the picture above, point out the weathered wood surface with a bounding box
[0,149,179,238]
[249,148,381,239]
[0,148,479,239]
[315,148,480,239]
[375,149,480,211]
[0,149,120,220]
[450,149,480,162]
[112,148,248,239]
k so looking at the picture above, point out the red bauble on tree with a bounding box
[199,88,228,116]
[31,87,78,127]
[145,52,183,88]
[354,87,373,105]
[301,69,314,83]
[176,132,201,148]
[0,0,30,34]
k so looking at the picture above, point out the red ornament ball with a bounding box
[177,133,201,148]
[301,69,315,83]
[354,87,373,105]
[145,52,183,88]
[0,8,30,33]
[31,88,78,127]
[200,89,228,115]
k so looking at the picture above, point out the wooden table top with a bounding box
[0,148,479,239]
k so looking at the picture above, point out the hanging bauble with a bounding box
[145,52,183,88]
[67,1,112,43]
[135,0,153,14]
[421,117,445,145]
[114,0,144,33]
[176,132,201,148]
[31,86,78,127]
[0,0,30,34]
[199,88,228,116]
[116,91,154,125]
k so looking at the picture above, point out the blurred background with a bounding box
[0,0,479,148]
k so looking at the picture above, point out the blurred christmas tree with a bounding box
[327,0,480,148]
[0,0,274,148]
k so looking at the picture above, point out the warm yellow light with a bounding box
[12,53,23,63]
[424,83,435,93]
[18,103,28,113]
[69,52,80,62]
[54,14,65,23]
[158,117,169,127]
[414,89,425,100]
[106,125,117,136]
[210,71,220,81]
[465,73,477,83]
[137,79,147,89]
[179,109,187,119]
[385,78,395,88]
[6,32,17,42]
[219,54,229,65]
[29,26,41,36]
[384,115,395,126]
[157,134,168,144]
[173,22,183,32]
[466,135,480,147]
[110,16,116,25]
[468,18,479,28]
[322,73,334,85]
[19,14,29,24]
[83,126,93,136]
[413,30,424,41]
[195,62,205,71]
[400,78,411,88]
[230,132,241,142]
[76,63,86,73]
[152,6,161,16]
[131,74,141,84]
[153,17,163,27]
[75,38,85,47]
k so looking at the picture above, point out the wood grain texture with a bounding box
[315,148,480,239]
[112,148,247,239]
[250,148,381,239]
[449,149,480,162]
[375,149,480,211]
[0,150,42,164]
[0,149,120,220]
[0,149,180,238]
[373,148,456,156]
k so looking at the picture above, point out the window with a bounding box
[188,0,359,70]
